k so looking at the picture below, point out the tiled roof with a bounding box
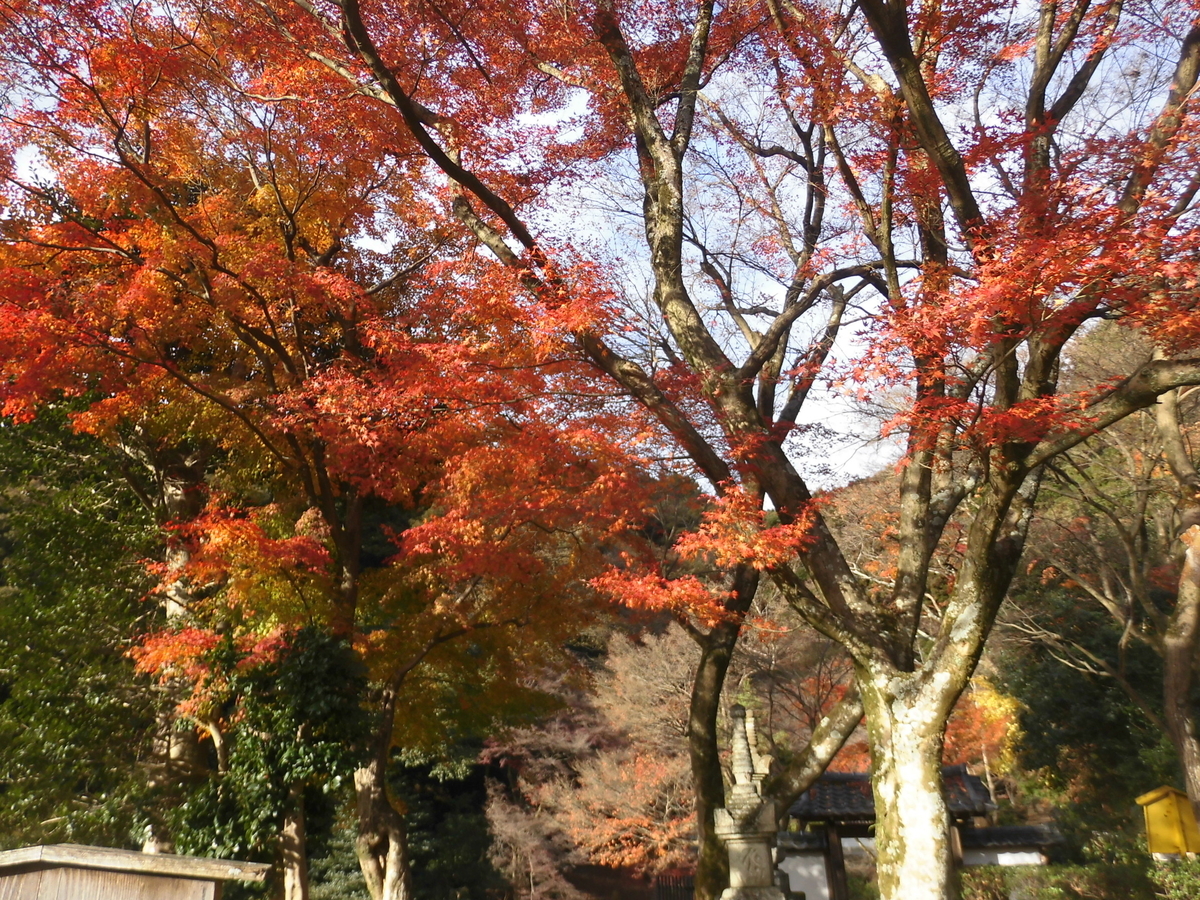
[942,765,994,817]
[788,765,993,822]
[789,772,875,822]
[959,825,1063,849]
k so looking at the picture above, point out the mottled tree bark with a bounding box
[859,670,958,900]
[355,756,413,900]
[352,635,458,900]
[281,783,311,900]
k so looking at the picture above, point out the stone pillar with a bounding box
[714,706,786,900]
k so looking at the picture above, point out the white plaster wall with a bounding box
[841,837,875,857]
[961,849,1045,866]
[777,853,829,900]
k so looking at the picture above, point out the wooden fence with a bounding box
[653,873,694,900]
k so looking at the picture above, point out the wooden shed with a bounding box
[0,844,269,900]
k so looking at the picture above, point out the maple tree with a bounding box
[4,2,1200,900]
[486,781,591,900]
[172,3,1197,900]
[0,4,641,898]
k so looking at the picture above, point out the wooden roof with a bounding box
[0,845,268,882]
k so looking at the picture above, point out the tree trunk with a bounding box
[688,565,759,900]
[126,440,211,851]
[355,758,413,900]
[1157,391,1200,820]
[688,558,865,900]
[689,618,741,900]
[1166,525,1200,821]
[281,783,311,900]
[860,669,959,900]
[352,639,457,900]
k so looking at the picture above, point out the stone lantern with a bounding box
[713,705,786,900]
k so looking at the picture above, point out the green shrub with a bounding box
[960,864,1157,900]
[1153,858,1200,900]
[846,873,879,900]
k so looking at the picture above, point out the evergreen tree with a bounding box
[0,405,161,847]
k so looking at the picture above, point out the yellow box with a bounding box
[1136,786,1200,855]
